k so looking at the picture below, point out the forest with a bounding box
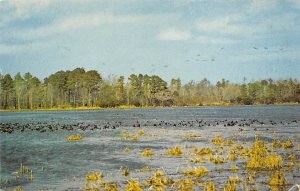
[0,68,299,110]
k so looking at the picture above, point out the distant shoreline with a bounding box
[0,102,298,113]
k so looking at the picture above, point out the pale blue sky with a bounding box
[0,0,299,84]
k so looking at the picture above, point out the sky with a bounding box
[0,0,299,84]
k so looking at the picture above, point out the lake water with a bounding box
[1,106,299,190]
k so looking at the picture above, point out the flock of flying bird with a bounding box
[95,46,286,73]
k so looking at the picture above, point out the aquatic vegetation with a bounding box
[272,140,282,148]
[181,133,203,140]
[166,146,183,156]
[224,182,238,191]
[18,163,31,174]
[209,154,225,164]
[140,148,154,157]
[228,175,241,184]
[250,138,268,157]
[13,187,24,191]
[227,150,238,161]
[131,135,139,141]
[246,171,256,185]
[287,154,296,161]
[137,130,145,135]
[190,157,204,163]
[223,139,235,146]
[211,134,234,146]
[67,134,82,141]
[136,166,152,173]
[86,172,103,181]
[204,181,216,191]
[125,179,143,191]
[146,170,173,190]
[124,147,130,152]
[240,148,251,158]
[285,162,295,168]
[269,171,289,186]
[121,131,130,136]
[283,139,294,149]
[211,134,224,146]
[230,165,239,171]
[100,181,119,191]
[29,170,33,181]
[233,145,244,150]
[194,147,213,155]
[223,176,240,191]
[246,154,282,170]
[172,179,195,191]
[122,167,130,176]
[183,166,209,178]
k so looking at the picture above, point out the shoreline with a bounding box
[0,102,298,113]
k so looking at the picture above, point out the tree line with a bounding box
[0,68,299,110]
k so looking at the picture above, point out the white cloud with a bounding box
[7,13,145,41]
[7,0,50,19]
[58,13,142,31]
[250,0,277,10]
[158,29,191,41]
[196,36,238,45]
[0,41,53,55]
[196,16,257,35]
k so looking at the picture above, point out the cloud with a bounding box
[250,0,277,10]
[158,29,191,41]
[196,36,238,45]
[6,13,145,41]
[58,13,142,31]
[6,0,50,19]
[196,16,257,35]
[0,42,51,55]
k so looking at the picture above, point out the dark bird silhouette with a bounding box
[253,47,258,50]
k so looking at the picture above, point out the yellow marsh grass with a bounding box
[140,148,154,157]
[125,179,143,191]
[269,171,289,186]
[194,147,213,155]
[86,172,103,181]
[183,166,209,178]
[67,134,82,141]
[166,146,183,156]
[246,154,282,170]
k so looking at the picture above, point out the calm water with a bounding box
[1,106,300,190]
